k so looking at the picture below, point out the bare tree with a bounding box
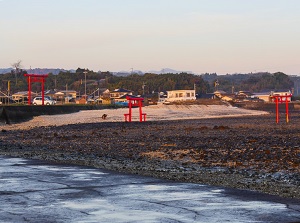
[11,60,23,84]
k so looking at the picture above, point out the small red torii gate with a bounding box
[24,74,48,105]
[271,94,292,123]
[124,95,146,122]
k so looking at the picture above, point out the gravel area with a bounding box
[0,105,299,200]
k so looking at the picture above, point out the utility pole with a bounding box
[7,81,10,105]
[83,70,88,98]
[142,82,146,95]
[297,78,299,95]
[214,80,219,91]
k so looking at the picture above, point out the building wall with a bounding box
[255,95,271,102]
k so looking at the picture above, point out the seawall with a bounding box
[0,105,112,124]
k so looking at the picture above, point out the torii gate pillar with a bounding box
[24,74,48,105]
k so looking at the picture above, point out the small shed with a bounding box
[76,97,87,104]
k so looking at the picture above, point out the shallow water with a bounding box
[0,156,299,223]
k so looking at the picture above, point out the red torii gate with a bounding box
[24,74,48,105]
[271,94,292,123]
[124,95,146,122]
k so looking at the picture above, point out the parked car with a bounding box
[32,96,56,105]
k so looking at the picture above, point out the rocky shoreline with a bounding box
[0,113,299,200]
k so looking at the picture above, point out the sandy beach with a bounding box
[3,104,269,130]
[0,104,299,200]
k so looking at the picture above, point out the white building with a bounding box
[166,90,196,102]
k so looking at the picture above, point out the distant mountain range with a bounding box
[0,67,194,75]
[0,68,13,74]
[0,68,75,75]
[148,68,194,74]
[113,68,194,76]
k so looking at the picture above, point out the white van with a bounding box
[32,96,56,105]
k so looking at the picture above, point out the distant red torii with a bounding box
[24,74,48,105]
[124,95,146,122]
[271,94,292,123]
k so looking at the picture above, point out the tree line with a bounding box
[0,68,295,97]
[202,72,294,93]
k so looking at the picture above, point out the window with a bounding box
[187,93,190,97]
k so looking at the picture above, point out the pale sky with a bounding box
[1,0,300,74]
